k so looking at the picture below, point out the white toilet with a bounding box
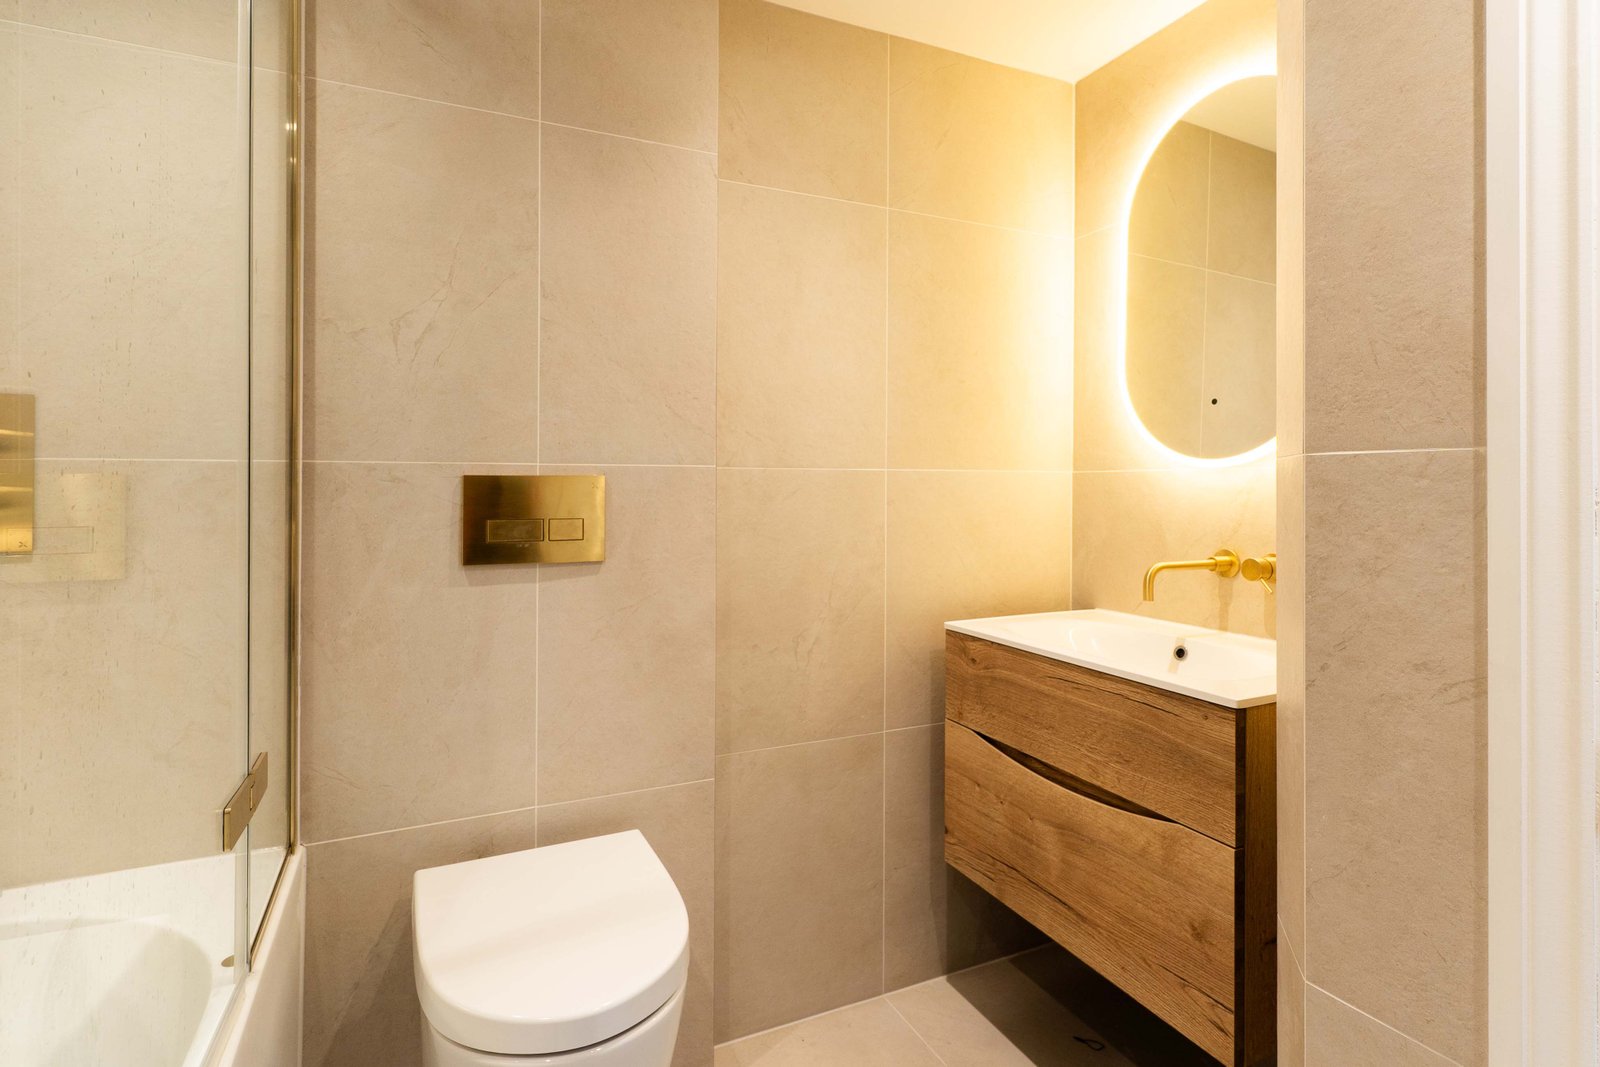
[412,830,690,1066]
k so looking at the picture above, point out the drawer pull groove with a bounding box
[973,729,1178,826]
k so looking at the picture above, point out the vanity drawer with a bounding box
[946,631,1239,845]
[943,719,1237,1062]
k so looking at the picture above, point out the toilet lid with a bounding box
[412,830,690,1056]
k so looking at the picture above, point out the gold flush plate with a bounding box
[0,393,36,555]
[463,474,605,565]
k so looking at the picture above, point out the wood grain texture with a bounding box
[943,720,1237,1061]
[945,631,1239,845]
[1236,702,1277,1063]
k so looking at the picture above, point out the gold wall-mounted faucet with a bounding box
[1142,548,1241,601]
[1241,553,1277,593]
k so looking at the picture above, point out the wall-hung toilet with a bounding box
[413,830,690,1066]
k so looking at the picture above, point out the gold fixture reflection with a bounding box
[462,474,606,565]
[0,393,36,555]
[1241,553,1277,592]
[1142,548,1240,601]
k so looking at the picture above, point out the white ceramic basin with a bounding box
[946,608,1276,709]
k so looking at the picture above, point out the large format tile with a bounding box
[717,182,886,469]
[719,0,887,205]
[715,734,884,1040]
[300,462,538,843]
[887,39,1073,235]
[1303,0,1479,452]
[1302,449,1484,1063]
[887,949,1214,1067]
[1199,271,1276,458]
[306,80,539,464]
[542,0,717,150]
[886,471,1071,728]
[1279,925,1306,1067]
[1303,986,1456,1067]
[0,26,17,374]
[302,809,540,1067]
[16,31,247,461]
[2,460,245,887]
[1070,464,1276,638]
[714,999,939,1067]
[540,124,716,465]
[716,468,885,754]
[1276,455,1306,967]
[1128,121,1210,268]
[16,0,237,60]
[308,0,539,118]
[538,465,715,803]
[538,781,715,1067]
[1207,132,1276,284]
[883,725,1039,988]
[1125,254,1206,459]
[887,213,1071,471]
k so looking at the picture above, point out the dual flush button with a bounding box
[462,475,605,565]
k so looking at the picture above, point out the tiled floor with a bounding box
[714,946,1217,1066]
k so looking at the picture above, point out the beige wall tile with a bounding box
[1277,0,1306,460]
[1303,0,1479,452]
[887,39,1073,235]
[716,468,885,754]
[1302,449,1484,1063]
[1207,133,1276,283]
[717,182,887,469]
[15,32,247,461]
[540,125,716,465]
[1200,272,1276,458]
[302,808,540,1067]
[0,27,16,374]
[1126,255,1206,458]
[888,213,1071,471]
[886,471,1071,729]
[538,465,714,803]
[1075,0,1276,238]
[883,724,1040,989]
[16,0,236,60]
[715,734,884,1040]
[1304,986,1457,1067]
[307,80,539,464]
[715,999,939,1067]
[543,0,717,150]
[2,460,245,888]
[1128,121,1210,267]
[719,0,887,204]
[1276,455,1306,969]
[1279,929,1306,1067]
[1071,463,1276,638]
[308,0,539,118]
[300,462,538,844]
[538,782,714,1067]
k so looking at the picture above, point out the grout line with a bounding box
[1130,250,1276,288]
[533,0,544,810]
[301,459,1082,474]
[885,995,950,1066]
[719,728,895,761]
[1305,982,1469,1067]
[714,174,1070,239]
[541,117,717,157]
[881,33,893,998]
[307,75,538,123]
[304,777,714,850]
[2,17,239,67]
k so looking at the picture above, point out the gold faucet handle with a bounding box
[1241,553,1277,590]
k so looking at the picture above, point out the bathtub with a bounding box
[0,852,246,1067]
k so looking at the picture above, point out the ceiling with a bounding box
[768,0,1210,83]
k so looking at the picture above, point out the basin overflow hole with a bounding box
[1173,644,1188,661]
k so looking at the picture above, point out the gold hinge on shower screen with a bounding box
[221,752,269,852]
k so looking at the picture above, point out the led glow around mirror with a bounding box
[1124,75,1277,461]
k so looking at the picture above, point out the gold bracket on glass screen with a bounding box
[0,393,36,555]
[462,474,605,565]
[221,752,269,852]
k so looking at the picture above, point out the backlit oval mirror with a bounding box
[1126,75,1276,460]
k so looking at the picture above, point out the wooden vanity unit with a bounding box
[943,630,1275,1065]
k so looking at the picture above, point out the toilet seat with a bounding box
[413,831,690,1057]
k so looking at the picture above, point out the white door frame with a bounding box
[1486,0,1599,1062]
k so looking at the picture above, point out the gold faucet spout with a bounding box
[1142,548,1241,601]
